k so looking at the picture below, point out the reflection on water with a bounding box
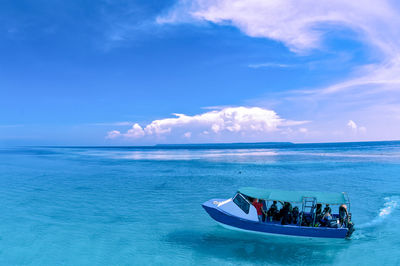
[165,227,348,265]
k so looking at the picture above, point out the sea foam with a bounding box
[358,196,399,228]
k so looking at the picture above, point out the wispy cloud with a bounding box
[156,0,400,141]
[201,105,234,110]
[0,124,24,128]
[158,0,399,53]
[247,63,292,69]
[107,106,309,142]
[89,121,133,126]
[157,0,400,94]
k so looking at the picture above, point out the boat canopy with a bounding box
[238,187,348,205]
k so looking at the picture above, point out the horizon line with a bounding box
[13,139,400,148]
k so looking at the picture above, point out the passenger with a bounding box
[267,200,279,222]
[252,198,264,222]
[312,203,323,225]
[280,202,292,225]
[320,211,333,227]
[322,204,332,216]
[292,206,299,224]
[288,202,293,212]
[339,204,349,226]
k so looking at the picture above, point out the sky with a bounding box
[1,0,400,145]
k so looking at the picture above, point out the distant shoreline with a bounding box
[23,140,400,149]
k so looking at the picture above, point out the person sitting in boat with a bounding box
[280,202,292,225]
[267,200,279,221]
[339,204,349,226]
[320,211,333,227]
[313,203,322,220]
[292,206,299,224]
[322,204,332,217]
[251,198,264,222]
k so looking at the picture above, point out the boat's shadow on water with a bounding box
[165,226,350,264]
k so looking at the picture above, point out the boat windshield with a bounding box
[233,193,250,214]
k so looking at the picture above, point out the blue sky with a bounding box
[1,0,400,145]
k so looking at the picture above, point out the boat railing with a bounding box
[300,196,317,227]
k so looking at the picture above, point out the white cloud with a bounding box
[347,120,357,130]
[158,0,399,53]
[156,0,400,141]
[106,130,121,139]
[158,0,400,96]
[125,123,146,138]
[304,62,400,96]
[347,120,367,134]
[106,123,145,139]
[107,106,308,141]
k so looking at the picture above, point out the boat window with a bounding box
[233,193,250,214]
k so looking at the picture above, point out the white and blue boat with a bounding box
[202,187,355,239]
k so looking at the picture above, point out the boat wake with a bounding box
[358,196,400,229]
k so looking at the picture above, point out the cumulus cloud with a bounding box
[107,123,145,139]
[347,120,357,130]
[347,120,367,134]
[125,123,146,138]
[107,106,308,141]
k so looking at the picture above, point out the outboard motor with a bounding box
[346,221,355,237]
[346,213,355,237]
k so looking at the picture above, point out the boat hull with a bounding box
[202,199,348,239]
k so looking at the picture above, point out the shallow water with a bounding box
[1,142,400,265]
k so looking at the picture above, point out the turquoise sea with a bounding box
[1,142,400,265]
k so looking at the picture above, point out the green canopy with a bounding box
[238,187,348,205]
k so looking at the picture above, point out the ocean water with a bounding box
[1,142,400,265]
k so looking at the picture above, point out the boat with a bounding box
[202,187,355,239]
